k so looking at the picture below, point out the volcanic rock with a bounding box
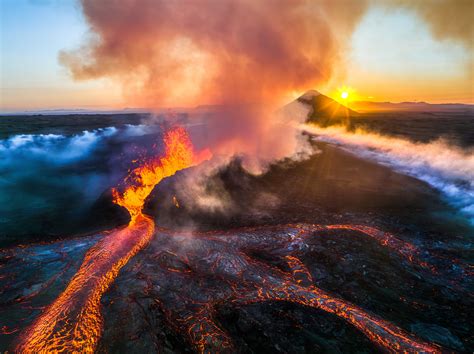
[410,323,465,350]
[143,141,464,239]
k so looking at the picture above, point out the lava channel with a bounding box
[141,226,442,354]
[17,126,211,353]
[14,127,446,353]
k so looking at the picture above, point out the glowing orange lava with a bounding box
[112,126,211,219]
[147,226,441,353]
[17,126,210,353]
[12,128,445,353]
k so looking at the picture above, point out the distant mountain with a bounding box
[297,90,358,126]
[351,101,474,113]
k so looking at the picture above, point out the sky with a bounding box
[0,0,473,112]
[337,6,473,104]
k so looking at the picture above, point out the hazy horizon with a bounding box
[1,94,472,115]
[1,0,473,111]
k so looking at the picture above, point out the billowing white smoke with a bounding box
[0,128,117,163]
[166,100,314,216]
[304,124,474,223]
[0,125,164,240]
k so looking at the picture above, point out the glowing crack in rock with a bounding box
[144,226,441,353]
[10,128,451,353]
[6,221,453,352]
[17,126,211,352]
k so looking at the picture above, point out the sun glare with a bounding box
[333,85,356,105]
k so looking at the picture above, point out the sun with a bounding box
[333,85,356,105]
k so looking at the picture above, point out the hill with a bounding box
[297,90,358,126]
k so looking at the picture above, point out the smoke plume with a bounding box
[59,0,368,169]
[60,0,472,169]
[387,0,474,49]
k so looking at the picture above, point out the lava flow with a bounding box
[7,127,456,353]
[141,225,441,353]
[16,126,210,353]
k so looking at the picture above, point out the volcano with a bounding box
[0,98,472,352]
[298,90,358,126]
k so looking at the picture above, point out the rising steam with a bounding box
[304,124,474,223]
[59,0,369,168]
[59,0,472,169]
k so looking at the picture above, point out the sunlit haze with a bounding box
[1,0,473,111]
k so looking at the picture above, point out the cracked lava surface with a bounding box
[0,126,472,352]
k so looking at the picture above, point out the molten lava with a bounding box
[136,225,442,353]
[17,126,210,353]
[112,126,210,219]
[8,127,458,353]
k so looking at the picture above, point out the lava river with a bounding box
[1,126,469,352]
[16,126,211,352]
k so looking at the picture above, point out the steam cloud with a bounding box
[304,124,474,223]
[0,126,166,241]
[60,0,472,169]
[387,0,474,48]
[59,0,369,169]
